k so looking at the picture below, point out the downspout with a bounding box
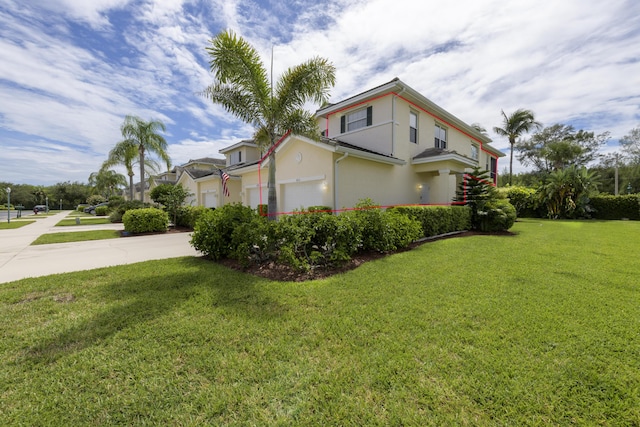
[391,87,406,157]
[334,152,349,211]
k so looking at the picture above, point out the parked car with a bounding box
[34,205,47,212]
[84,202,109,214]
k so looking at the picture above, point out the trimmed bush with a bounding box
[345,199,422,253]
[110,200,152,223]
[391,205,471,237]
[122,208,168,233]
[478,199,517,232]
[176,205,211,229]
[87,195,106,206]
[94,205,109,216]
[499,186,539,217]
[306,206,333,214]
[191,203,257,260]
[590,195,640,220]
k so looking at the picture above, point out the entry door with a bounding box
[420,184,430,204]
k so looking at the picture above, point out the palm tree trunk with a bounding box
[267,150,277,221]
[139,147,145,202]
[128,173,135,201]
[509,139,514,186]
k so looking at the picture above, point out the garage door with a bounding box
[282,181,324,213]
[202,191,216,208]
[247,187,268,209]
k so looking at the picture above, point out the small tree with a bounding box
[150,184,192,227]
[455,167,496,229]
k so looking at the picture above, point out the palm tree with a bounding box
[102,140,162,201]
[88,169,127,199]
[493,109,542,185]
[119,115,171,202]
[203,30,335,219]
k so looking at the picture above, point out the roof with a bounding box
[184,157,226,166]
[218,139,259,154]
[412,147,478,167]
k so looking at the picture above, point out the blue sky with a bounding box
[1,0,639,185]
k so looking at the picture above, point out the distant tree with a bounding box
[537,166,600,219]
[517,124,608,173]
[119,115,171,202]
[203,30,336,219]
[88,169,127,199]
[48,181,91,209]
[150,183,192,226]
[493,109,542,186]
[620,126,640,163]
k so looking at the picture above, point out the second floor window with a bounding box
[409,112,418,143]
[435,124,447,149]
[471,144,479,160]
[341,106,372,133]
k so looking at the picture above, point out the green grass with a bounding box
[0,220,35,229]
[31,230,121,245]
[56,217,111,226]
[1,220,639,425]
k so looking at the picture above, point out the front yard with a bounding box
[0,219,638,425]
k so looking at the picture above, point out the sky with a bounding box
[1,0,639,186]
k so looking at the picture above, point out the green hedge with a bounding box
[95,205,109,216]
[498,186,539,217]
[122,208,168,233]
[176,205,211,229]
[191,200,423,271]
[590,195,640,220]
[390,205,471,237]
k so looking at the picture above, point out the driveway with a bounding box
[0,211,199,284]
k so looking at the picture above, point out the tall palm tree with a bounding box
[120,115,171,202]
[88,169,127,199]
[493,109,542,185]
[102,140,162,201]
[203,30,335,219]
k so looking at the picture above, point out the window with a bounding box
[341,106,372,133]
[490,157,497,184]
[409,111,418,143]
[435,124,447,149]
[471,144,479,160]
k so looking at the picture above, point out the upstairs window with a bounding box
[435,124,447,149]
[409,111,418,143]
[471,144,479,160]
[341,106,372,133]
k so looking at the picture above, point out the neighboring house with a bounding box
[150,78,504,213]
[225,78,504,212]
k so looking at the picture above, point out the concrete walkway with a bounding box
[0,211,199,284]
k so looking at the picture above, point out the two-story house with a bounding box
[219,78,503,213]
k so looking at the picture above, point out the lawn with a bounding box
[0,220,35,229]
[31,230,121,245]
[55,217,111,226]
[1,220,638,425]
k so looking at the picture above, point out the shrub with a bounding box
[109,210,123,223]
[478,199,517,232]
[306,206,333,214]
[499,186,538,217]
[176,205,211,229]
[590,195,640,220]
[77,204,89,212]
[122,208,168,233]
[87,195,106,206]
[110,200,152,223]
[257,204,268,217]
[346,199,422,253]
[191,203,257,260]
[94,205,109,216]
[391,205,471,237]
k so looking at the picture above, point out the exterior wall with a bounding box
[176,175,198,206]
[335,155,420,209]
[326,96,395,156]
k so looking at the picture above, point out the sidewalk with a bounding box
[0,211,199,284]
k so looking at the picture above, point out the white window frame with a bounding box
[409,111,418,144]
[471,144,479,160]
[346,108,368,132]
[435,124,447,149]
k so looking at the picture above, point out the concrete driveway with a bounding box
[0,211,200,284]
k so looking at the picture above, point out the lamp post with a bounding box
[59,199,62,211]
[627,183,633,195]
[45,196,49,213]
[5,187,10,224]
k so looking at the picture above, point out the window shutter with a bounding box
[340,115,345,133]
[366,106,372,126]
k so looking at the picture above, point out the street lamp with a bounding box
[5,187,10,223]
[45,196,49,213]
[59,199,62,210]
[627,183,633,195]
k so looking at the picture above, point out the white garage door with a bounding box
[282,181,324,213]
[247,187,268,209]
[203,192,217,208]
